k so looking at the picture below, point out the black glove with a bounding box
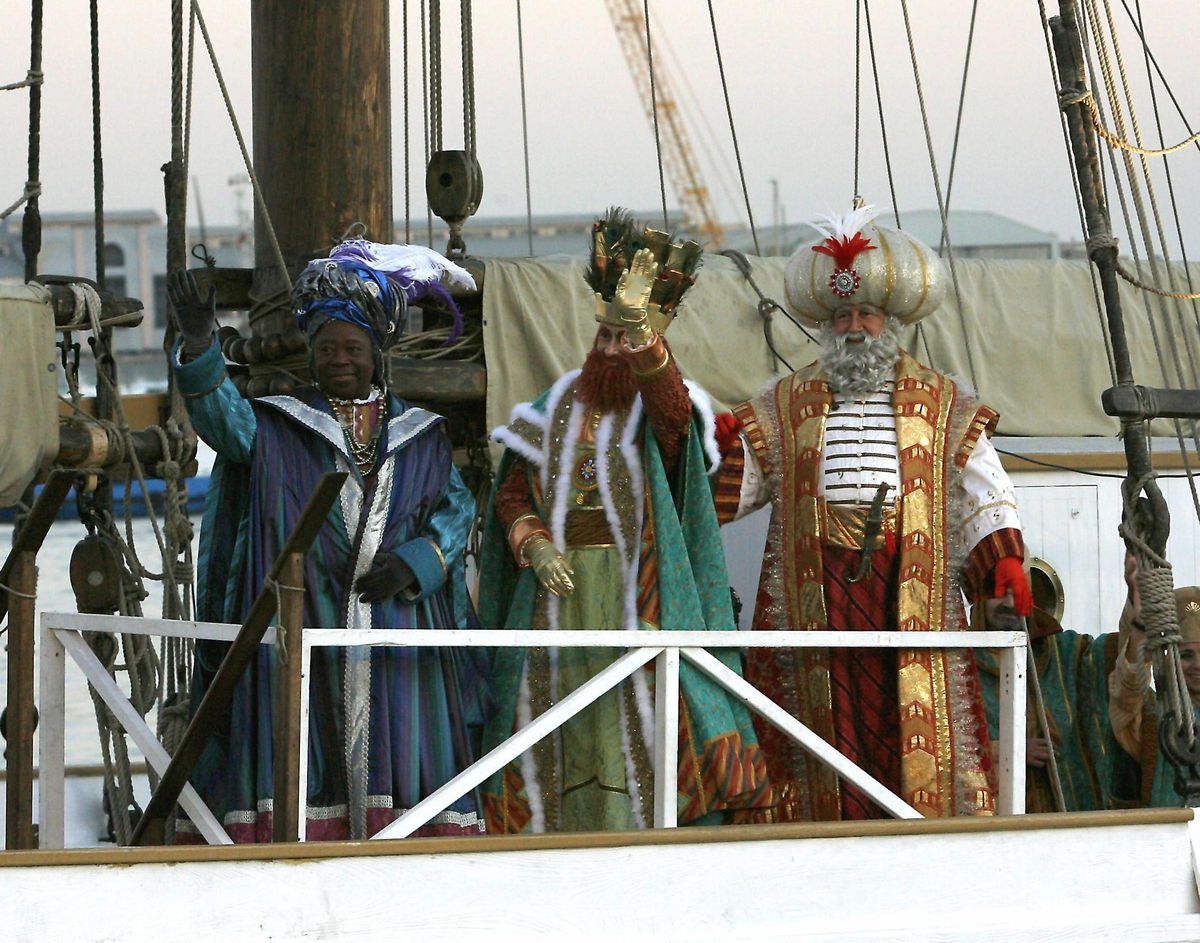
[166,269,217,360]
[353,552,418,603]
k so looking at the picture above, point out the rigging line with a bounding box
[1087,0,1200,410]
[1133,0,1200,391]
[706,0,758,256]
[641,0,669,231]
[461,0,476,157]
[90,0,105,289]
[991,447,1199,480]
[1036,0,1117,386]
[515,0,534,257]
[403,0,411,243]
[429,0,442,153]
[898,0,977,389]
[183,4,196,225]
[1097,0,1200,514]
[938,0,979,257]
[20,0,42,281]
[1117,0,1200,162]
[1131,0,1200,353]
[167,0,187,277]
[1080,0,1200,525]
[861,2,900,230]
[421,0,432,246]
[853,0,862,201]
[191,0,290,294]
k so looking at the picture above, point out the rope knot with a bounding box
[1058,87,1093,110]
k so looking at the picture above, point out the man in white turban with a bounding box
[711,205,1031,821]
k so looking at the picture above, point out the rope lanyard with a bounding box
[516,0,534,257]
[707,0,758,255]
[641,0,669,232]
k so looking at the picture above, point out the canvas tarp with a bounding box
[482,254,1199,438]
[0,283,60,506]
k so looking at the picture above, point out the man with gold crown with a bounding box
[166,240,492,842]
[477,209,772,833]
[711,204,1031,820]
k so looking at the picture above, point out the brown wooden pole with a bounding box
[249,0,394,339]
[271,553,305,842]
[5,552,38,849]
[131,471,346,846]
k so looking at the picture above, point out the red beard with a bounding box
[576,347,637,413]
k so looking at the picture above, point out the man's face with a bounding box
[593,324,628,358]
[1181,642,1200,695]
[312,320,375,400]
[831,304,887,342]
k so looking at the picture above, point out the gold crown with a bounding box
[585,208,702,334]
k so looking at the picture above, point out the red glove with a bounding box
[714,412,743,458]
[992,556,1032,616]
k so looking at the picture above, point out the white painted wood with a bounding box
[652,647,679,829]
[52,630,232,846]
[372,646,664,840]
[997,643,1028,816]
[36,621,66,850]
[1,816,1196,941]
[680,647,921,819]
[300,627,1023,650]
[40,611,277,644]
[296,637,313,843]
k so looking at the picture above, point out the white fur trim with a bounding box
[617,681,647,829]
[619,397,646,632]
[489,424,545,468]
[683,379,721,472]
[515,664,545,833]
[539,370,583,494]
[631,664,655,756]
[509,400,550,430]
[545,400,586,632]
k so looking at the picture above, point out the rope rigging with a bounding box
[1047,0,1200,803]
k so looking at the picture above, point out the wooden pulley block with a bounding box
[425,150,484,225]
[69,533,124,614]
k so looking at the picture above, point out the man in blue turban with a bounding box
[167,240,489,842]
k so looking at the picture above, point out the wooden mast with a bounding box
[248,0,395,342]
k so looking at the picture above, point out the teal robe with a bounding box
[476,373,771,832]
[976,623,1119,812]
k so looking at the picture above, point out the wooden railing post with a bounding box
[272,553,305,842]
[5,551,38,849]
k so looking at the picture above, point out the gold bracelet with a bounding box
[631,346,671,379]
[506,512,543,545]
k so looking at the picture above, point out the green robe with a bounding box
[976,626,1119,812]
[477,372,771,832]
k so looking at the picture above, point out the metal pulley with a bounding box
[425,149,483,259]
[70,532,124,614]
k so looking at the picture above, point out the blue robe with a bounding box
[174,339,489,841]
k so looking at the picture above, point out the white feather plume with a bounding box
[809,204,881,242]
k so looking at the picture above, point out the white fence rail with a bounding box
[38,613,1028,847]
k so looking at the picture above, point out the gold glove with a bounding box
[523,534,576,597]
[612,247,659,348]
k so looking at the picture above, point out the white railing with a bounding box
[38,612,1028,847]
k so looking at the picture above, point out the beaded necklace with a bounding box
[328,385,383,474]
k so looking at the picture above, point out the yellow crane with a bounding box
[605,0,725,247]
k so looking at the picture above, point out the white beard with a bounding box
[818,318,903,394]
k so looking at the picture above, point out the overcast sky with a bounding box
[3,1,1200,255]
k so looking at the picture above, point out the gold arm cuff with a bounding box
[630,344,671,379]
[507,513,549,567]
[516,529,552,568]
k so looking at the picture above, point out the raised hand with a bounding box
[612,247,658,348]
[166,270,217,357]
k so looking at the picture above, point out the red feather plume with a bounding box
[812,231,876,270]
